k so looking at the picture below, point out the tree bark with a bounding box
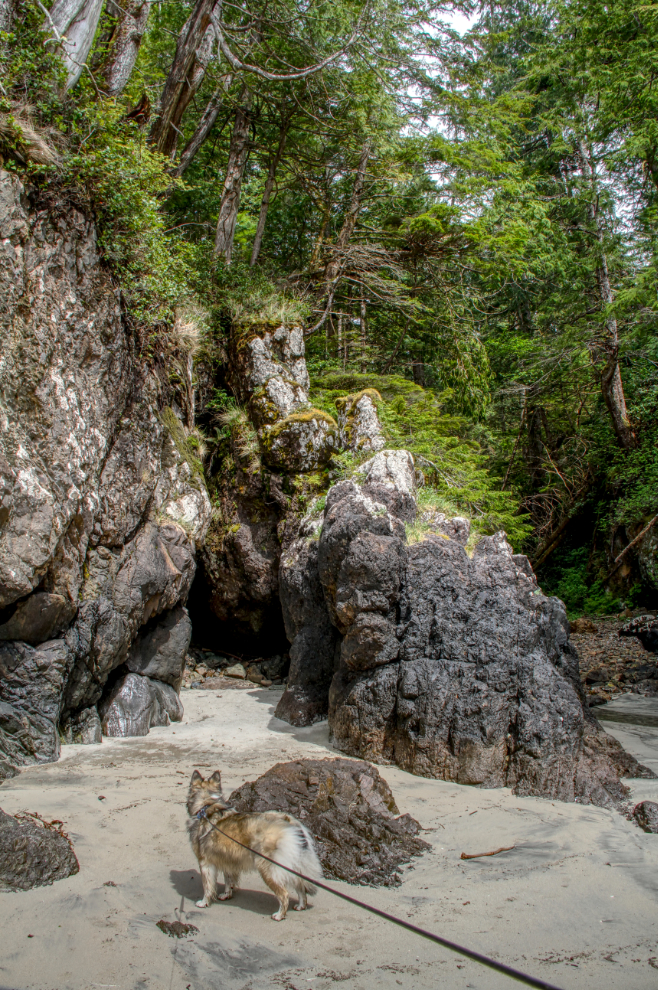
[149,0,217,156]
[359,284,367,371]
[308,139,371,332]
[172,83,229,177]
[578,138,636,450]
[214,93,252,262]
[45,0,104,90]
[250,121,289,266]
[104,0,150,96]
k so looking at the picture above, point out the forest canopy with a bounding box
[1,0,657,613]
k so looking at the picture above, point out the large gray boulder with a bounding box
[99,672,182,737]
[125,605,192,687]
[0,808,79,890]
[279,452,650,808]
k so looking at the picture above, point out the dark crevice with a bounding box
[186,556,289,660]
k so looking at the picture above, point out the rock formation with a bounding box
[198,320,338,653]
[0,808,79,890]
[0,170,210,763]
[619,615,658,654]
[277,450,651,807]
[229,757,429,885]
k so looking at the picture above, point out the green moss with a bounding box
[160,406,204,480]
[262,408,337,446]
[335,388,383,413]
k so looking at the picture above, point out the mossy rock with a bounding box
[260,409,338,473]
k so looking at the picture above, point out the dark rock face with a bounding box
[0,170,211,758]
[275,525,338,726]
[0,639,73,765]
[0,759,18,782]
[229,758,429,886]
[278,454,649,807]
[619,615,658,654]
[125,605,192,687]
[0,808,79,891]
[60,705,102,745]
[0,593,77,645]
[632,800,658,833]
[99,672,182,736]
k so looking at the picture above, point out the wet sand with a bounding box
[1,686,657,990]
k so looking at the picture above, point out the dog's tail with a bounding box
[272,821,322,893]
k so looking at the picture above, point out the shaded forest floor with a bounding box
[574,619,658,706]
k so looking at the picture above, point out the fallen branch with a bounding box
[460,845,515,860]
[604,513,658,582]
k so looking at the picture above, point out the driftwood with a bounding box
[460,845,515,861]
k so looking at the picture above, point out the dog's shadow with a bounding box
[169,870,289,917]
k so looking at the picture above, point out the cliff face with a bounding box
[0,171,210,765]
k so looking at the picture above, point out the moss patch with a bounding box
[335,388,383,414]
[160,406,204,480]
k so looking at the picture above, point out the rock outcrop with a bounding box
[0,808,79,890]
[229,758,429,885]
[199,321,340,653]
[619,615,658,654]
[0,171,210,762]
[278,450,650,807]
[336,389,385,453]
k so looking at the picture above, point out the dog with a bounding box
[187,769,322,920]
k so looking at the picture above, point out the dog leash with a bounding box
[194,808,565,990]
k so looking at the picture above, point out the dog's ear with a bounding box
[191,770,203,782]
[209,770,222,784]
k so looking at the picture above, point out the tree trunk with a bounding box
[359,285,367,371]
[578,138,636,450]
[324,140,371,285]
[338,141,371,249]
[250,121,289,266]
[149,0,217,156]
[104,0,150,95]
[172,82,230,177]
[214,94,252,262]
[46,0,104,90]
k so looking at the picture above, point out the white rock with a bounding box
[224,663,247,679]
[356,449,416,494]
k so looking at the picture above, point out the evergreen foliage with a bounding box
[2,0,657,605]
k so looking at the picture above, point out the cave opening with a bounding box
[185,557,290,680]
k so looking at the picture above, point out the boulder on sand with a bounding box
[230,757,429,886]
[0,808,79,891]
[99,672,182,737]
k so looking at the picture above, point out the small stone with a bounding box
[570,617,598,634]
[224,663,246,679]
[633,800,658,833]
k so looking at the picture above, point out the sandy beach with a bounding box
[1,685,657,990]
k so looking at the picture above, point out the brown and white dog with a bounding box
[187,769,322,920]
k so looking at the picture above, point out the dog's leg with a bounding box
[196,862,217,908]
[294,882,308,912]
[260,868,289,921]
[219,872,238,900]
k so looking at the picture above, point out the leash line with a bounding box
[195,809,566,990]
